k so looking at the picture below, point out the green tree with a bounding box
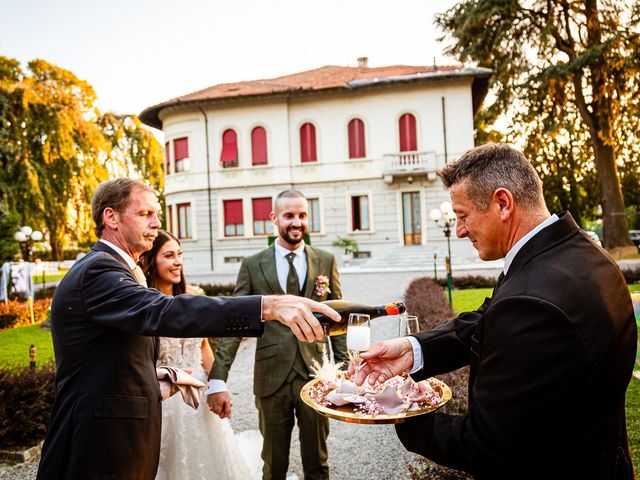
[436,0,640,248]
[100,112,164,192]
[0,56,163,259]
[0,203,20,262]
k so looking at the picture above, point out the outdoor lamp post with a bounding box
[14,226,43,262]
[430,202,456,305]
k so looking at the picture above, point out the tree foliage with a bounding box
[436,0,640,248]
[0,56,163,259]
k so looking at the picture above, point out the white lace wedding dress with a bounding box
[155,337,261,480]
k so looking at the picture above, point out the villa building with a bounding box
[140,58,492,279]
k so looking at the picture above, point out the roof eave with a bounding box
[139,67,494,130]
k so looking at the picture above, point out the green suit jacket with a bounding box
[210,244,347,397]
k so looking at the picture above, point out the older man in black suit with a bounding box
[354,144,636,479]
[36,178,339,480]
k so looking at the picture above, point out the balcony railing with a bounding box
[382,151,440,174]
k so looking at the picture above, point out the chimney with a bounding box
[357,57,369,68]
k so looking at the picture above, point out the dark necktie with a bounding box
[286,252,299,295]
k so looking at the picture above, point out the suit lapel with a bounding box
[303,246,320,299]
[506,211,577,279]
[258,245,284,295]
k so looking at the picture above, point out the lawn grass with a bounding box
[0,323,54,368]
[626,376,640,474]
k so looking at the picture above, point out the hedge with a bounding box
[0,363,56,449]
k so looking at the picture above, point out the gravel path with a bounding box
[0,271,431,480]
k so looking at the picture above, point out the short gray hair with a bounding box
[438,143,543,211]
[92,178,155,237]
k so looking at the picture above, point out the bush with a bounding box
[34,248,89,261]
[35,285,57,300]
[0,363,56,448]
[0,299,52,330]
[622,266,640,285]
[197,283,236,297]
[435,275,498,290]
[403,276,472,480]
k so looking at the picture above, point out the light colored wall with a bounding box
[161,78,478,275]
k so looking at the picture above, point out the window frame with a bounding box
[251,197,273,236]
[299,122,317,163]
[164,142,171,175]
[174,137,189,173]
[251,126,268,166]
[350,194,371,232]
[176,202,192,239]
[398,113,417,152]
[223,199,244,237]
[347,118,366,159]
[220,129,239,168]
[166,204,174,235]
[307,197,322,233]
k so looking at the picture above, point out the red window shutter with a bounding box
[174,137,189,160]
[251,127,268,165]
[252,197,272,220]
[300,123,317,163]
[348,118,365,159]
[223,199,243,224]
[399,113,417,151]
[220,129,238,163]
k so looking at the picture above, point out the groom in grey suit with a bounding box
[208,190,347,480]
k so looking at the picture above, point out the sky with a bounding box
[2,0,461,133]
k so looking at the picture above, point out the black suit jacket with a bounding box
[396,212,637,479]
[37,242,264,480]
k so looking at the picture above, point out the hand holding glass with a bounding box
[346,313,370,372]
[399,314,420,336]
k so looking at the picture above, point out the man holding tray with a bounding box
[353,143,636,480]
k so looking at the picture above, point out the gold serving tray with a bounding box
[300,377,452,425]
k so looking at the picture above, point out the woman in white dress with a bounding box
[140,230,258,480]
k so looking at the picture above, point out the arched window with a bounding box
[220,129,238,168]
[251,126,268,166]
[348,118,366,159]
[300,123,317,163]
[399,113,417,152]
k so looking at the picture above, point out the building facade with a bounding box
[140,61,492,278]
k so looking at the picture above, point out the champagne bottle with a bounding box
[314,300,406,336]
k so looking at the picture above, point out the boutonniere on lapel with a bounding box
[314,275,331,296]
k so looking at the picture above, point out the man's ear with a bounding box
[103,207,119,230]
[493,188,514,219]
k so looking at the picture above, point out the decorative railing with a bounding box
[382,151,440,174]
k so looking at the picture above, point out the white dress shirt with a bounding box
[99,239,136,269]
[407,214,559,373]
[274,241,307,293]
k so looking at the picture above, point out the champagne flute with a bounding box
[399,314,420,336]
[346,313,371,373]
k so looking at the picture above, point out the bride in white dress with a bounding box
[140,230,261,480]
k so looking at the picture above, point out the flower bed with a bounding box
[0,299,52,330]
